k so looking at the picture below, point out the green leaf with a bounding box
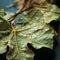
[0,16,11,54]
[0,32,14,54]
[0,4,60,60]
[0,16,11,31]
[6,4,60,60]
[0,16,11,39]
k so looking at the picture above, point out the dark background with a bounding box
[0,0,60,60]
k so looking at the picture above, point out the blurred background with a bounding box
[0,0,60,60]
[0,0,17,12]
